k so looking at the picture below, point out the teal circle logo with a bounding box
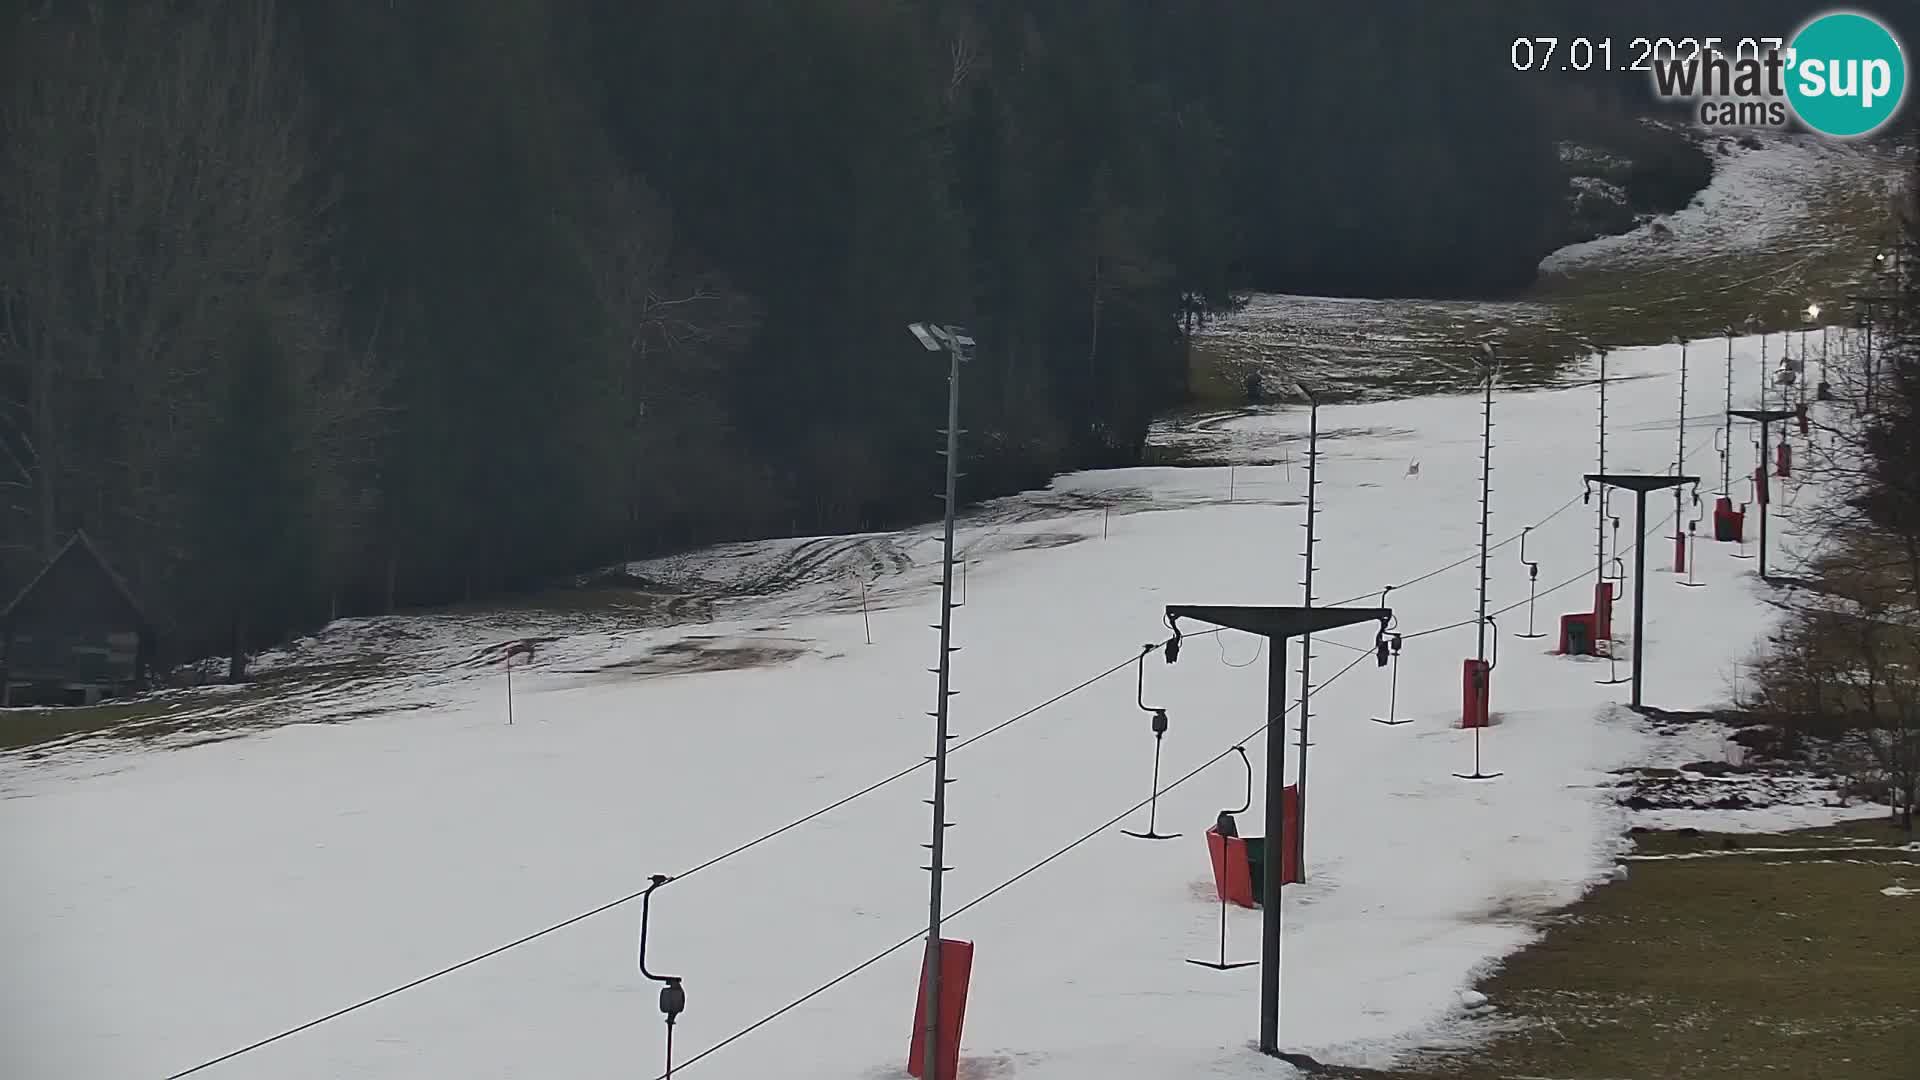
[1785,11,1907,137]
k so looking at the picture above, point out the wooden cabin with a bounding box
[1,531,156,706]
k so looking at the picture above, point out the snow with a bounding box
[1630,801,1893,834]
[1616,713,1895,833]
[1539,134,1903,274]
[0,334,1881,1080]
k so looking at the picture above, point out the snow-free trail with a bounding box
[0,337,1882,1080]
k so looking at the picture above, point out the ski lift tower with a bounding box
[1727,408,1795,582]
[1163,601,1392,1061]
[1582,473,1699,709]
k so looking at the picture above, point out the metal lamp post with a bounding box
[1583,473,1700,710]
[1672,338,1689,574]
[1720,328,1736,497]
[907,320,972,1080]
[1591,343,1612,584]
[1290,379,1320,878]
[1808,303,1830,400]
[1164,602,1392,1060]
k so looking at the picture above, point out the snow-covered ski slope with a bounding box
[0,338,1889,1080]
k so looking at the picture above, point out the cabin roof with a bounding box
[0,530,154,634]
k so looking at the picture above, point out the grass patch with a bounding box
[1186,338,1255,409]
[0,657,397,755]
[1187,140,1903,406]
[1372,820,1920,1080]
[1533,172,1895,349]
[0,698,188,753]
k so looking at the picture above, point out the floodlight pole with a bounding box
[1819,323,1829,391]
[1721,332,1734,495]
[1294,383,1319,878]
[1729,409,1794,582]
[1594,347,1609,583]
[1164,603,1392,1060]
[1476,348,1496,664]
[1585,473,1698,709]
[1674,340,1688,570]
[909,321,970,1080]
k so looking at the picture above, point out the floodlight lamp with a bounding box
[1806,303,1821,320]
[907,323,944,352]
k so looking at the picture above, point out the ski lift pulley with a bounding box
[1121,643,1181,840]
[1189,742,1258,972]
[1371,587,1413,725]
[1214,744,1253,837]
[637,874,686,1077]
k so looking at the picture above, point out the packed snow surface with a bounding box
[0,336,1879,1079]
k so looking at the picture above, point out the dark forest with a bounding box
[0,0,1904,665]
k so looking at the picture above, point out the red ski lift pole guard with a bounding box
[1461,658,1491,728]
[908,939,973,1080]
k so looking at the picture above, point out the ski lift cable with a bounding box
[1396,429,1723,642]
[1404,488,1696,642]
[152,631,1214,1080]
[155,415,1718,1079]
[1214,631,1265,667]
[650,649,1378,1080]
[1323,487,1588,608]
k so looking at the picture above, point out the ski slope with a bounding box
[0,336,1888,1080]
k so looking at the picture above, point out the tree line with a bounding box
[0,0,1778,666]
[1746,147,1920,835]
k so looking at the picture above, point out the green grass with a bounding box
[0,698,188,752]
[1365,820,1920,1080]
[1532,173,1894,348]
[1187,143,1901,406]
[0,657,394,754]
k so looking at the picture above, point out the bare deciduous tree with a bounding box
[567,153,758,550]
[0,0,381,666]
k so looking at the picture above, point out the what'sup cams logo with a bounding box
[1652,10,1907,137]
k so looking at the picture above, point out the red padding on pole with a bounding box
[1207,828,1256,907]
[1461,659,1491,729]
[1775,440,1792,478]
[1558,612,1596,655]
[1593,582,1613,641]
[1673,533,1687,573]
[1755,465,1769,506]
[1280,784,1301,885]
[1713,497,1743,542]
[908,938,974,1080]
